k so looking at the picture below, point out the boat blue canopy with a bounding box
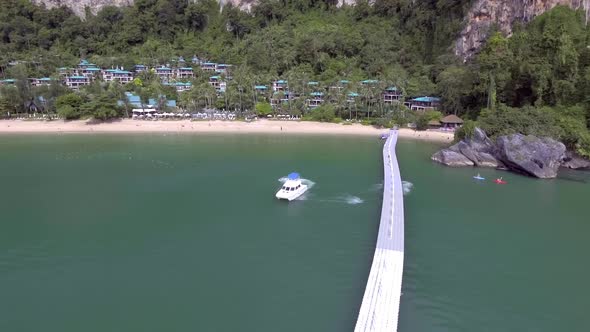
[287,173,300,180]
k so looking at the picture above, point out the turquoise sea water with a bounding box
[0,134,588,331]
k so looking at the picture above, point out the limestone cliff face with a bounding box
[456,0,590,60]
[32,0,133,16]
[33,0,354,16]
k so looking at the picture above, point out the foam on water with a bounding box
[343,195,364,205]
[402,181,414,195]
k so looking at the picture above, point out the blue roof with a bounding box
[69,76,87,79]
[348,92,359,97]
[340,80,350,84]
[179,67,193,70]
[135,64,146,68]
[157,67,172,71]
[361,79,379,84]
[310,92,324,97]
[2,79,16,83]
[85,67,100,71]
[255,85,267,90]
[58,67,72,71]
[308,81,319,85]
[166,100,177,107]
[217,64,229,67]
[412,96,441,103]
[210,75,221,79]
[39,77,52,81]
[114,70,131,74]
[276,80,287,84]
[203,62,216,66]
[386,87,398,92]
[287,173,300,180]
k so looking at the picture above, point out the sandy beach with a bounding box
[0,119,454,142]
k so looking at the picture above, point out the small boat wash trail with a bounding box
[354,130,405,332]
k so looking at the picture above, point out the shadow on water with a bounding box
[557,168,590,183]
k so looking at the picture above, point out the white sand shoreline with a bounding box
[0,119,454,143]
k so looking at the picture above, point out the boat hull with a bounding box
[276,185,308,201]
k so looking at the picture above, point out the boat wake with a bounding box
[402,181,414,195]
[316,194,364,205]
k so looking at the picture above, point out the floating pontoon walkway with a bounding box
[354,130,405,332]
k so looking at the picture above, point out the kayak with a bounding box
[494,179,507,184]
[473,175,485,180]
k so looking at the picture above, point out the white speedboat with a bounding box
[276,173,308,201]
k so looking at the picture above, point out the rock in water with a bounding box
[495,134,566,178]
[431,150,474,167]
[561,151,590,170]
[433,127,502,168]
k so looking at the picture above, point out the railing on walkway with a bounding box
[354,130,405,332]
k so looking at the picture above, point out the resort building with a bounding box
[192,56,201,64]
[134,65,147,73]
[408,96,441,111]
[103,69,133,84]
[307,92,324,109]
[175,67,194,79]
[81,67,101,78]
[272,80,288,92]
[361,79,379,86]
[0,79,16,86]
[270,92,292,109]
[155,66,174,81]
[31,77,53,87]
[347,92,360,103]
[65,76,91,90]
[165,82,193,92]
[215,64,231,74]
[201,62,217,72]
[209,76,226,93]
[77,60,97,70]
[440,114,464,130]
[383,87,403,104]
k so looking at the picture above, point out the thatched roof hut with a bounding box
[440,114,464,125]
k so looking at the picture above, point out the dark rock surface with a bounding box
[495,134,565,178]
[431,127,580,178]
[433,127,502,168]
[431,149,475,167]
[561,151,590,170]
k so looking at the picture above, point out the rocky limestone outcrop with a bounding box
[456,0,590,60]
[431,127,502,168]
[431,149,475,167]
[495,134,566,178]
[431,128,574,178]
[559,151,590,169]
[32,0,133,16]
[32,0,355,16]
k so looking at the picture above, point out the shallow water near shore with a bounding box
[0,134,588,331]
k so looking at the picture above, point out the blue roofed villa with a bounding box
[201,62,217,72]
[409,96,441,111]
[272,80,288,92]
[383,87,402,104]
[307,92,324,109]
[65,76,91,90]
[176,67,194,79]
[103,69,133,84]
[165,82,192,92]
[155,66,174,81]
